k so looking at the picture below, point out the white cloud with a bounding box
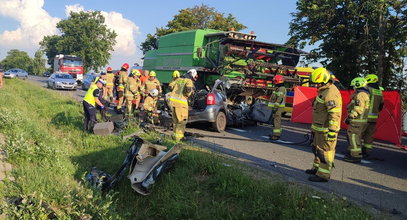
[0,1,140,68]
[0,0,60,49]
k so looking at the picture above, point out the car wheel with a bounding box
[47,82,50,88]
[52,83,56,90]
[23,76,27,80]
[212,111,227,132]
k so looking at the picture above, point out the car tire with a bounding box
[212,111,227,132]
[47,82,50,88]
[52,83,56,90]
[23,76,27,80]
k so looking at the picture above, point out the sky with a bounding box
[0,0,307,70]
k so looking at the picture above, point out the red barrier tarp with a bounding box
[291,86,402,145]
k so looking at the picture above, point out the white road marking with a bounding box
[229,128,247,132]
[335,153,372,164]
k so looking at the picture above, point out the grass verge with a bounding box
[0,79,372,219]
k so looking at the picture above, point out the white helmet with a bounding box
[150,88,159,97]
[187,69,198,80]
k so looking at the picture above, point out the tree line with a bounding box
[1,2,405,98]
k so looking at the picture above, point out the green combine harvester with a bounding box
[143,29,308,130]
[143,29,306,96]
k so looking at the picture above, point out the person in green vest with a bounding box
[83,79,106,132]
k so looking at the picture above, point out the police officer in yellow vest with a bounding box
[306,67,342,182]
[83,79,106,132]
[116,63,130,114]
[268,74,286,140]
[169,69,197,142]
[105,67,115,103]
[125,69,142,118]
[344,77,370,163]
[361,74,384,156]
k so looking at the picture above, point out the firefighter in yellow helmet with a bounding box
[306,67,342,182]
[344,77,370,163]
[169,70,181,91]
[169,69,197,142]
[124,69,142,118]
[116,63,130,114]
[361,74,384,157]
[105,67,115,103]
[268,74,286,140]
[143,88,160,124]
[144,71,162,95]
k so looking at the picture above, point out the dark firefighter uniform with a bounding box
[362,74,384,155]
[307,67,342,182]
[169,77,194,142]
[268,78,286,140]
[346,77,370,162]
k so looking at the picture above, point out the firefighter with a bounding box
[144,71,162,95]
[143,88,159,124]
[361,74,384,157]
[116,63,130,114]
[169,69,197,142]
[268,75,286,140]
[105,67,115,103]
[124,69,142,118]
[169,70,181,91]
[83,79,106,132]
[344,77,370,163]
[306,67,342,182]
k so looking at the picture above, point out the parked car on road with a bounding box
[81,73,100,90]
[47,73,77,90]
[4,68,28,79]
[43,72,50,77]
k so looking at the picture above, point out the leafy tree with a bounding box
[141,4,246,54]
[40,11,117,72]
[31,50,47,76]
[40,35,63,67]
[288,0,406,88]
[0,49,32,73]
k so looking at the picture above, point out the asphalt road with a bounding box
[28,75,407,218]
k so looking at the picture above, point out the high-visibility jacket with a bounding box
[169,78,194,108]
[347,89,370,123]
[268,86,286,109]
[311,83,342,133]
[144,78,161,94]
[125,77,141,98]
[83,84,98,107]
[118,71,128,90]
[106,73,115,87]
[367,86,383,122]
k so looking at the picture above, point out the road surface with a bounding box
[28,75,407,218]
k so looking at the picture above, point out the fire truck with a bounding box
[53,54,84,82]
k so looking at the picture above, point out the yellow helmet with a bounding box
[350,77,367,89]
[172,70,180,78]
[149,71,156,77]
[365,74,378,84]
[311,67,330,84]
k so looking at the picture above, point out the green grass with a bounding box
[0,79,373,219]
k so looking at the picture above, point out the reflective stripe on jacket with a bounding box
[367,87,383,122]
[311,83,342,132]
[169,78,194,108]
